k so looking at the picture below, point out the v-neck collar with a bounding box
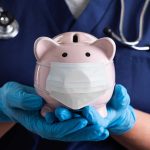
[47,0,75,33]
[70,0,112,32]
[48,0,112,33]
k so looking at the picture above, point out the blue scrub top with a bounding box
[0,0,150,150]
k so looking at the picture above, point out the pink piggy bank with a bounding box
[34,32,116,118]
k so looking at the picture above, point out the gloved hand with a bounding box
[0,81,43,122]
[56,84,136,135]
[82,84,136,135]
[46,107,109,141]
[0,81,107,141]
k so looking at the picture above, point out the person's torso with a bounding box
[0,0,150,150]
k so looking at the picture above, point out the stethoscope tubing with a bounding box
[104,0,150,51]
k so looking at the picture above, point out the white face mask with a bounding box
[42,62,113,110]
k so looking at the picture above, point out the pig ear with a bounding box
[92,37,116,60]
[34,37,58,60]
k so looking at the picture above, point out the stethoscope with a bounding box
[104,0,150,51]
[0,1,149,50]
[0,7,19,39]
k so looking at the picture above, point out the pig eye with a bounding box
[85,52,91,57]
[62,52,68,57]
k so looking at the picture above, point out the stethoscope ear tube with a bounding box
[103,27,150,51]
[103,0,150,51]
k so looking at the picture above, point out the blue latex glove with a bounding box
[55,84,136,135]
[0,82,89,141]
[82,84,136,135]
[45,107,109,141]
[0,82,43,122]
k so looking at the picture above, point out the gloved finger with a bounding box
[61,125,109,142]
[2,82,43,110]
[50,118,88,138]
[92,128,109,141]
[55,107,73,121]
[9,108,88,139]
[108,84,130,110]
[45,112,56,124]
[21,84,38,94]
[81,106,102,124]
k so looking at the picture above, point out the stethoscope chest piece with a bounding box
[0,8,19,39]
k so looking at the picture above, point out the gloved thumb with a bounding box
[1,82,43,110]
[108,84,130,110]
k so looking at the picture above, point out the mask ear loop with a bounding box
[36,62,50,68]
[37,61,114,67]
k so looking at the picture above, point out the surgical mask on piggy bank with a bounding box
[34,32,116,118]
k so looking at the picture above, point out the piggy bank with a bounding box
[34,32,116,117]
